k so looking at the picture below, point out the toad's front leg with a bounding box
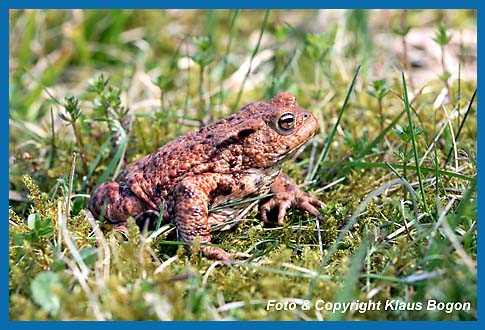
[260,173,325,225]
[173,173,250,262]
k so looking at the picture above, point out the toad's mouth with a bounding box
[274,131,316,163]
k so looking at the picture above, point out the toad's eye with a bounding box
[277,112,295,132]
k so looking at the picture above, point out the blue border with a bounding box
[3,321,483,328]
[476,2,481,326]
[5,321,482,328]
[4,1,480,9]
[3,4,8,328]
[4,1,481,329]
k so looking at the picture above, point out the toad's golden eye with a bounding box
[277,112,295,131]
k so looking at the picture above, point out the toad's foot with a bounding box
[199,246,250,262]
[260,173,325,225]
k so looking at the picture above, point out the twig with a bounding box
[61,255,105,320]
[202,261,223,288]
[441,105,459,171]
[58,200,90,278]
[400,199,414,241]
[154,255,178,275]
[86,211,111,284]
[66,152,76,219]
[58,201,105,320]
[315,218,324,259]
[428,196,456,250]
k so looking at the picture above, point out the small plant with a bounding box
[60,96,88,174]
[153,74,175,144]
[345,10,373,62]
[273,23,291,42]
[191,36,216,70]
[392,11,413,87]
[190,35,216,119]
[89,74,129,122]
[265,75,293,100]
[303,29,337,98]
[154,75,174,112]
[433,22,453,95]
[344,130,374,160]
[304,32,335,62]
[367,79,390,131]
[87,74,131,183]
[268,23,293,90]
[87,74,110,96]
[391,24,412,37]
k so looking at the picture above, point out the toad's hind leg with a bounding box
[173,174,250,262]
[88,181,151,226]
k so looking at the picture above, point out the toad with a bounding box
[88,92,324,261]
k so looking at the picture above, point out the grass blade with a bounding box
[358,109,405,159]
[402,72,428,213]
[218,10,240,108]
[322,160,473,182]
[94,122,127,186]
[328,239,368,321]
[309,64,361,181]
[80,135,112,192]
[232,10,270,111]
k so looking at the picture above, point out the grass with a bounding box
[402,72,428,213]
[309,63,361,181]
[9,9,477,320]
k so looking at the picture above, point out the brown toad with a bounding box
[88,92,324,261]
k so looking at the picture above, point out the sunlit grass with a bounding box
[9,9,476,320]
